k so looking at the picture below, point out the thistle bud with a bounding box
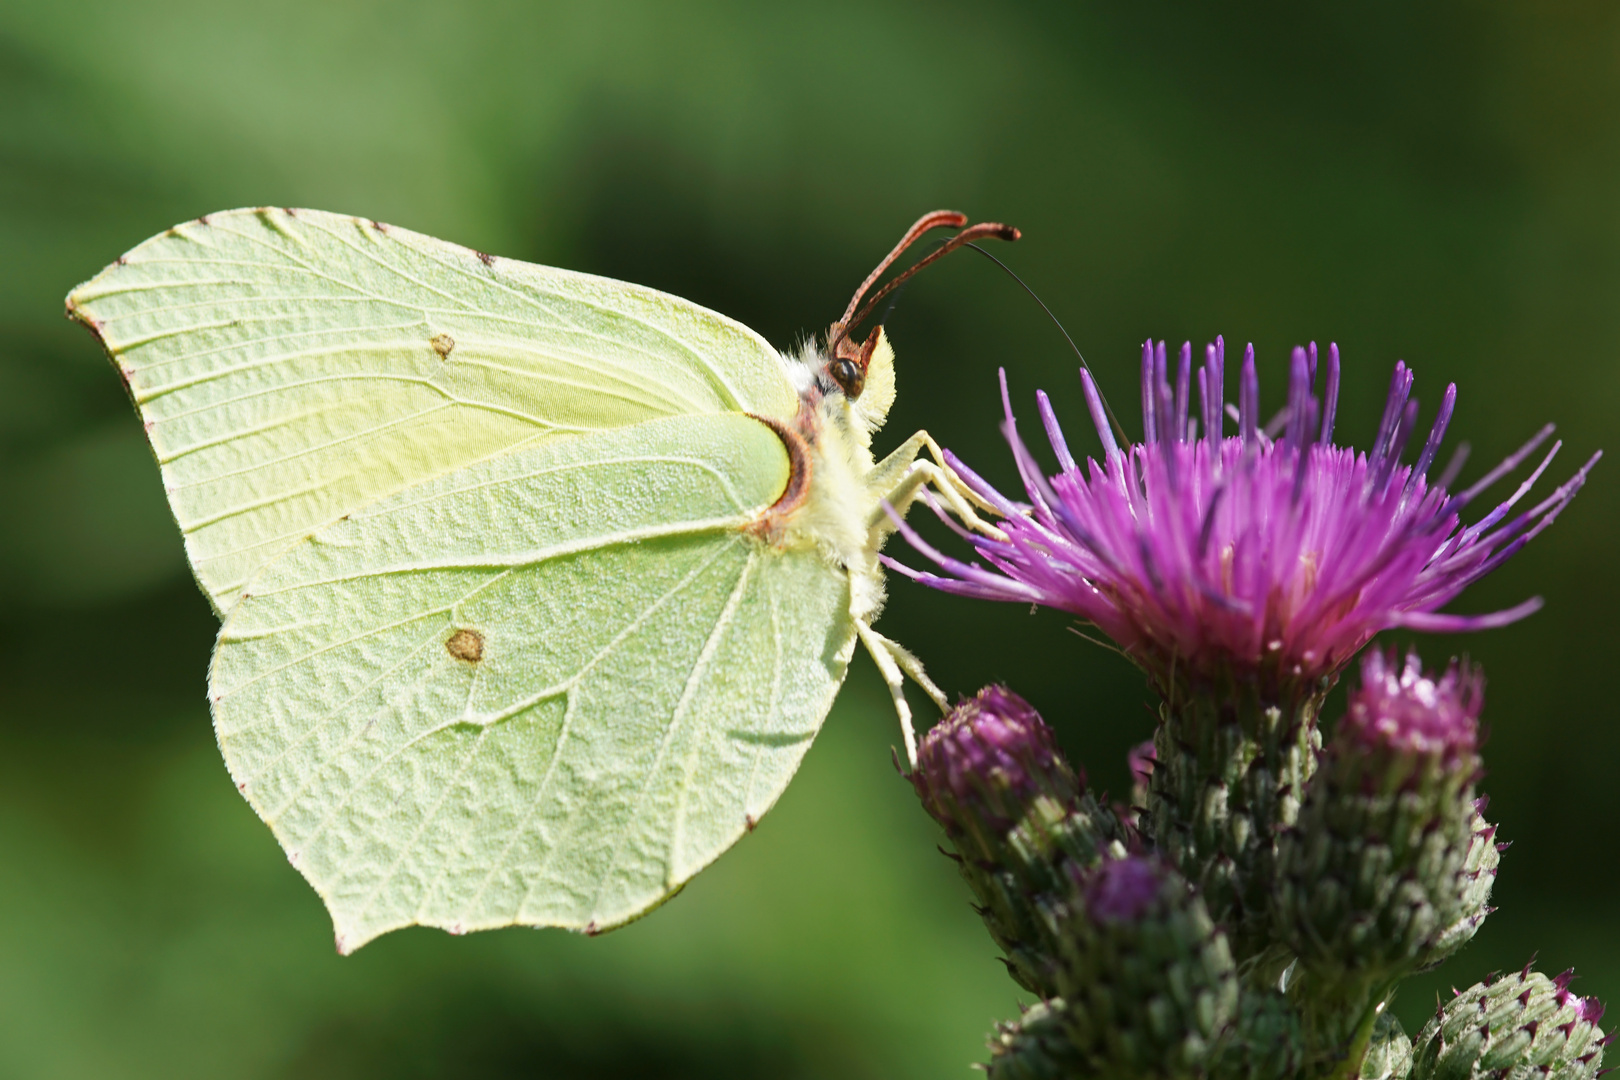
[1040,856,1240,1079]
[912,686,1125,996]
[1411,966,1609,1080]
[913,686,1076,847]
[1277,650,1493,1009]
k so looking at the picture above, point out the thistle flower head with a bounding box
[889,339,1600,694]
[1343,648,1483,764]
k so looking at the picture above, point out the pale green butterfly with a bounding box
[66,207,1016,952]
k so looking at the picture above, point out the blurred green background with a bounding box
[1,2,1615,1076]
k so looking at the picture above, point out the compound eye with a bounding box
[829,358,865,397]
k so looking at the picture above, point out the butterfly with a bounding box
[65,207,1016,952]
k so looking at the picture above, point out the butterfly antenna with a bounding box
[837,210,967,334]
[825,210,1020,400]
[962,241,1130,448]
[842,220,1021,338]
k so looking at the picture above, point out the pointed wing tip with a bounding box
[63,289,103,336]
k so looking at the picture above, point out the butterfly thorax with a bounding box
[752,334,900,624]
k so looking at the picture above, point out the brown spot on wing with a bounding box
[445,628,484,663]
[475,250,494,267]
[430,333,456,359]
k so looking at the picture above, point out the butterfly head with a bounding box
[821,210,1021,404]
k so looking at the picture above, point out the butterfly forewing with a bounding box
[67,208,798,613]
[210,413,853,951]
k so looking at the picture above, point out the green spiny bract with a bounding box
[986,1000,1088,1080]
[1037,856,1240,1080]
[1213,988,1308,1080]
[1427,800,1501,961]
[911,686,1127,997]
[1411,967,1609,1080]
[1143,673,1325,964]
[1276,651,1495,1054]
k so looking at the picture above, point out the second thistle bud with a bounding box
[911,686,1125,997]
[1279,651,1496,971]
[1278,650,1499,1057]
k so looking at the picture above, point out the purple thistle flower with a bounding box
[888,337,1600,691]
[1342,648,1483,765]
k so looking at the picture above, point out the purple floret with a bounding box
[887,338,1600,690]
[1084,856,1164,923]
[1342,648,1483,763]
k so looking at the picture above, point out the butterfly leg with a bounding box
[880,632,948,712]
[854,622,917,764]
[867,432,1003,540]
[855,621,947,767]
[874,427,997,514]
[871,430,1001,516]
[868,459,1006,545]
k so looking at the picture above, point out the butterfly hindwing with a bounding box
[66,208,799,613]
[210,412,854,951]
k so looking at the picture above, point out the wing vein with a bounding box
[587,549,758,914]
[464,537,746,925]
[239,516,749,596]
[166,404,457,490]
